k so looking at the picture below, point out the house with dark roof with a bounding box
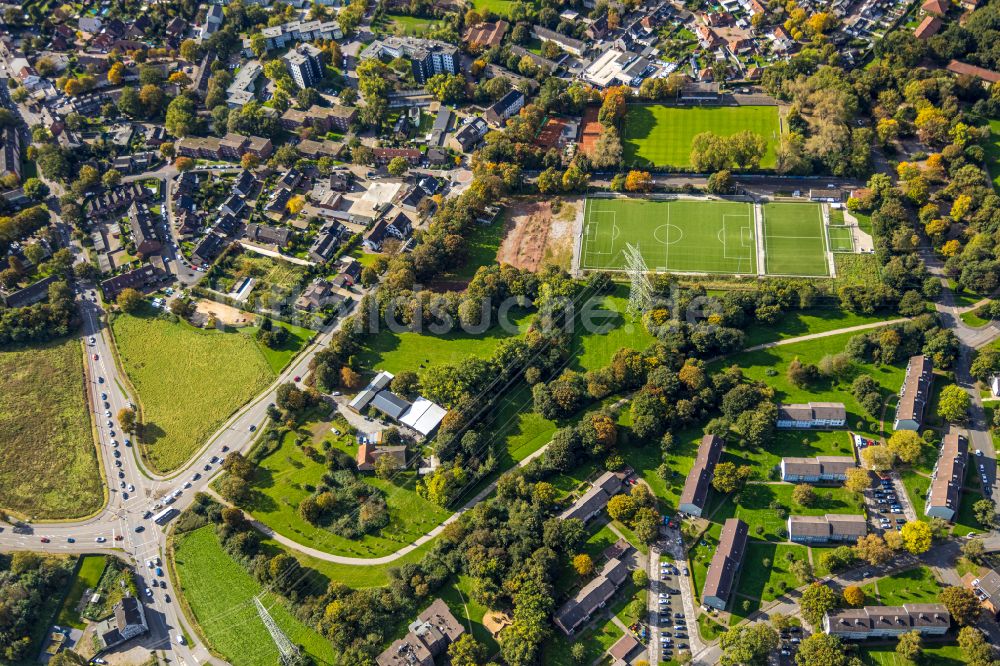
[193,233,226,265]
[371,391,411,420]
[558,471,624,523]
[823,604,950,639]
[349,371,394,412]
[780,456,856,483]
[777,402,847,429]
[363,210,413,251]
[98,597,148,649]
[376,598,465,666]
[531,25,585,56]
[127,202,161,256]
[894,355,933,430]
[702,518,748,610]
[244,222,292,247]
[963,567,1000,617]
[1,275,57,308]
[484,90,525,126]
[295,278,344,312]
[100,265,163,298]
[925,428,967,521]
[309,221,344,263]
[678,435,723,517]
[449,117,489,152]
[554,557,630,634]
[788,514,868,543]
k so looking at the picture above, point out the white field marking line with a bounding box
[721,213,753,261]
[664,202,670,271]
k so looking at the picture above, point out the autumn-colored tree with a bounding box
[174,156,194,172]
[901,521,932,554]
[939,586,982,626]
[678,359,705,390]
[107,62,126,85]
[861,445,895,472]
[340,366,363,389]
[624,170,653,192]
[572,553,594,576]
[64,78,84,96]
[854,534,892,566]
[843,585,864,607]
[286,195,305,215]
[598,86,628,127]
[792,483,817,507]
[241,152,260,170]
[844,467,871,494]
[116,287,143,312]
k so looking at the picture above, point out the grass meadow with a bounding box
[112,306,279,473]
[869,566,942,605]
[622,104,781,168]
[0,338,103,518]
[244,428,450,558]
[172,525,338,666]
[56,555,107,629]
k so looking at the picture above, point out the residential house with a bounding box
[788,514,868,543]
[894,355,933,430]
[233,170,258,198]
[283,43,323,88]
[823,604,950,639]
[360,36,460,83]
[963,568,1000,618]
[276,168,303,191]
[127,202,161,256]
[532,25,585,56]
[915,15,943,39]
[1,275,57,308]
[373,147,422,165]
[0,127,21,181]
[100,264,163,298]
[464,20,509,49]
[295,278,343,312]
[702,518,748,610]
[281,104,357,132]
[296,139,345,159]
[357,441,407,472]
[348,370,394,412]
[192,233,226,265]
[553,557,630,635]
[484,90,525,126]
[776,402,847,429]
[376,599,465,666]
[363,209,413,251]
[678,435,724,517]
[922,0,949,15]
[946,59,1000,84]
[85,182,151,218]
[244,222,292,247]
[558,471,624,523]
[449,117,489,152]
[780,456,856,483]
[98,597,148,649]
[925,428,968,521]
[309,220,345,262]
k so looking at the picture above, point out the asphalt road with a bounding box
[0,285,344,664]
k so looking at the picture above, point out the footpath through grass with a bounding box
[245,428,450,558]
[172,525,338,666]
[622,104,781,168]
[112,305,278,473]
[0,338,103,519]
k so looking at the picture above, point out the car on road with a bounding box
[210,456,219,464]
[114,535,123,541]
[98,376,104,383]
[204,464,211,471]
[118,470,125,479]
[111,440,118,448]
[107,420,113,428]
[222,445,229,452]
[156,567,163,576]
[120,481,126,489]
[113,450,120,458]
[977,449,984,456]
[183,480,192,488]
[294,376,301,382]
[122,492,129,500]
[89,336,96,344]
[40,537,50,543]
[93,354,99,360]
[192,473,201,480]
[114,460,122,467]
[101,393,107,400]
[249,424,256,432]
[96,537,106,543]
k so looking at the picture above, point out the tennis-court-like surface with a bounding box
[761,203,830,277]
[581,198,757,275]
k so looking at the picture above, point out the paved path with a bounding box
[742,318,910,352]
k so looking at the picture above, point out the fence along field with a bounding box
[579,197,834,278]
[581,198,758,275]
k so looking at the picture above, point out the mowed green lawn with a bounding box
[871,566,942,605]
[623,105,781,168]
[762,202,829,277]
[112,307,277,473]
[57,555,107,629]
[581,197,757,274]
[356,309,533,376]
[985,119,1000,190]
[245,429,450,558]
[860,643,964,665]
[0,338,104,518]
[569,284,656,372]
[172,525,338,666]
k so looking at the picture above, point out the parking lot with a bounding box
[863,474,908,535]
[773,624,808,665]
[653,555,692,661]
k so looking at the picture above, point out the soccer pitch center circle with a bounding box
[653,223,684,245]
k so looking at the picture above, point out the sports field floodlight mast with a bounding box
[624,242,652,315]
[255,596,302,666]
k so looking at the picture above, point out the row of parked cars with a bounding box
[658,560,688,657]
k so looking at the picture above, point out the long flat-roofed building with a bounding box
[894,355,933,431]
[702,518,748,610]
[788,514,867,543]
[925,428,968,521]
[678,435,724,517]
[823,604,950,639]
[780,456,856,483]
[777,402,847,429]
[554,557,630,635]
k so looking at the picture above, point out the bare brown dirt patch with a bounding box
[498,198,580,272]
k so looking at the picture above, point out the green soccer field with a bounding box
[622,105,782,168]
[762,202,830,277]
[827,226,854,252]
[581,197,757,275]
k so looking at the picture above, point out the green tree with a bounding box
[102,169,122,189]
[939,586,982,626]
[448,634,487,666]
[895,632,921,662]
[799,583,839,628]
[711,461,751,493]
[425,73,467,103]
[973,499,997,528]
[887,430,923,464]
[116,288,143,313]
[165,94,198,137]
[720,623,779,666]
[792,483,817,507]
[22,178,48,201]
[937,385,970,423]
[117,407,136,433]
[387,156,409,177]
[795,633,851,666]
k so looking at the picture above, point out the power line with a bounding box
[624,242,652,316]
[255,596,302,666]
